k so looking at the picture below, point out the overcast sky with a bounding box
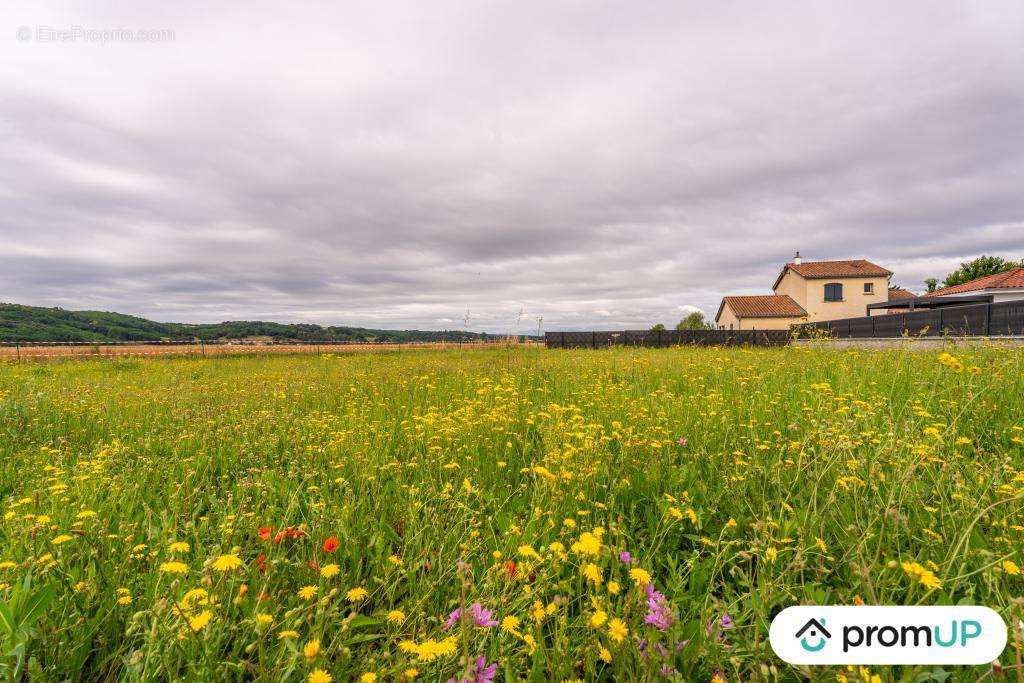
[1,2,1022,332]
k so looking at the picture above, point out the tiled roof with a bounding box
[887,287,916,300]
[773,259,891,290]
[924,267,1024,297]
[717,294,807,320]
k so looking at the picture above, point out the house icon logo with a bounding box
[795,618,831,652]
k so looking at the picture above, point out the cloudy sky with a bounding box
[1,2,1022,332]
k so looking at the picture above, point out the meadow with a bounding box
[0,344,1022,682]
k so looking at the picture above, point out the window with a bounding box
[824,282,843,301]
[863,282,874,294]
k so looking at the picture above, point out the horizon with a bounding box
[1,2,1022,332]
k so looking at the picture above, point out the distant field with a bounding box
[0,346,1021,680]
[0,340,535,360]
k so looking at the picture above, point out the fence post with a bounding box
[591,331,596,349]
[937,307,943,335]
[870,316,876,338]
[657,329,663,347]
[15,343,20,362]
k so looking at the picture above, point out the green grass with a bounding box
[0,345,1022,681]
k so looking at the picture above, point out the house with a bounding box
[715,254,892,330]
[882,286,916,314]
[867,267,1024,314]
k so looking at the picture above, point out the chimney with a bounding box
[793,251,801,265]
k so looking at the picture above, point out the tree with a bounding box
[940,255,1021,288]
[924,278,937,293]
[676,311,713,330]
[650,323,666,332]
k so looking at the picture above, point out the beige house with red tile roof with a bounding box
[715,254,891,329]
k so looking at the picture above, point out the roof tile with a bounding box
[719,294,807,319]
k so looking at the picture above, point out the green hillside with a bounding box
[0,303,494,343]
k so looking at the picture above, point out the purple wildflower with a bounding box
[448,656,497,683]
[643,583,674,630]
[443,602,498,630]
[677,436,688,446]
[618,551,633,564]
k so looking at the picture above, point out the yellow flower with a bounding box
[169,541,190,553]
[255,613,273,628]
[571,532,600,556]
[523,633,537,654]
[52,534,74,545]
[117,595,132,605]
[298,585,318,600]
[403,669,420,680]
[901,561,942,589]
[360,674,377,683]
[320,564,340,579]
[159,561,189,574]
[607,617,628,643]
[589,609,607,628]
[211,554,242,572]
[304,639,320,659]
[765,546,778,563]
[309,670,332,683]
[501,615,521,634]
[1002,560,1021,576]
[628,567,651,587]
[583,563,602,585]
[346,586,368,602]
[607,581,620,595]
[386,610,406,624]
[188,610,213,632]
[278,630,300,639]
[518,545,541,560]
[598,646,612,663]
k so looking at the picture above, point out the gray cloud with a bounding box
[1,1,1022,332]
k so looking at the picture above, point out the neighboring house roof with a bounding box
[716,294,807,321]
[924,267,1024,297]
[887,287,916,301]
[772,259,891,290]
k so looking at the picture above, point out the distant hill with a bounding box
[0,303,499,343]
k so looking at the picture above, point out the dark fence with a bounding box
[794,299,1024,339]
[545,329,791,348]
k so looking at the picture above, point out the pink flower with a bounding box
[443,602,498,630]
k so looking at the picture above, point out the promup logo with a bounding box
[795,618,831,652]
[770,606,1006,665]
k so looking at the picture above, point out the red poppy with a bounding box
[323,536,340,553]
[273,530,287,545]
[505,560,517,578]
[258,526,274,542]
[256,553,267,573]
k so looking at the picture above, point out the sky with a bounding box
[1,2,1022,333]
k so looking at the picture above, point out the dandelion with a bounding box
[278,630,300,639]
[589,609,607,628]
[298,585,318,600]
[346,586,368,602]
[211,554,242,572]
[765,547,778,563]
[308,670,332,683]
[571,532,601,556]
[255,613,273,628]
[583,563,602,586]
[360,674,376,683]
[1004,560,1021,575]
[607,580,620,595]
[501,615,521,634]
[901,561,942,589]
[159,561,189,574]
[187,610,213,632]
[629,567,651,587]
[386,609,406,624]
[304,639,320,659]
[51,534,74,545]
[320,564,340,579]
[607,617,628,644]
[168,541,190,553]
[598,646,612,663]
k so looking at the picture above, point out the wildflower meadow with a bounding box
[0,344,1022,682]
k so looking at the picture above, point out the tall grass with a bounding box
[0,344,1021,681]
